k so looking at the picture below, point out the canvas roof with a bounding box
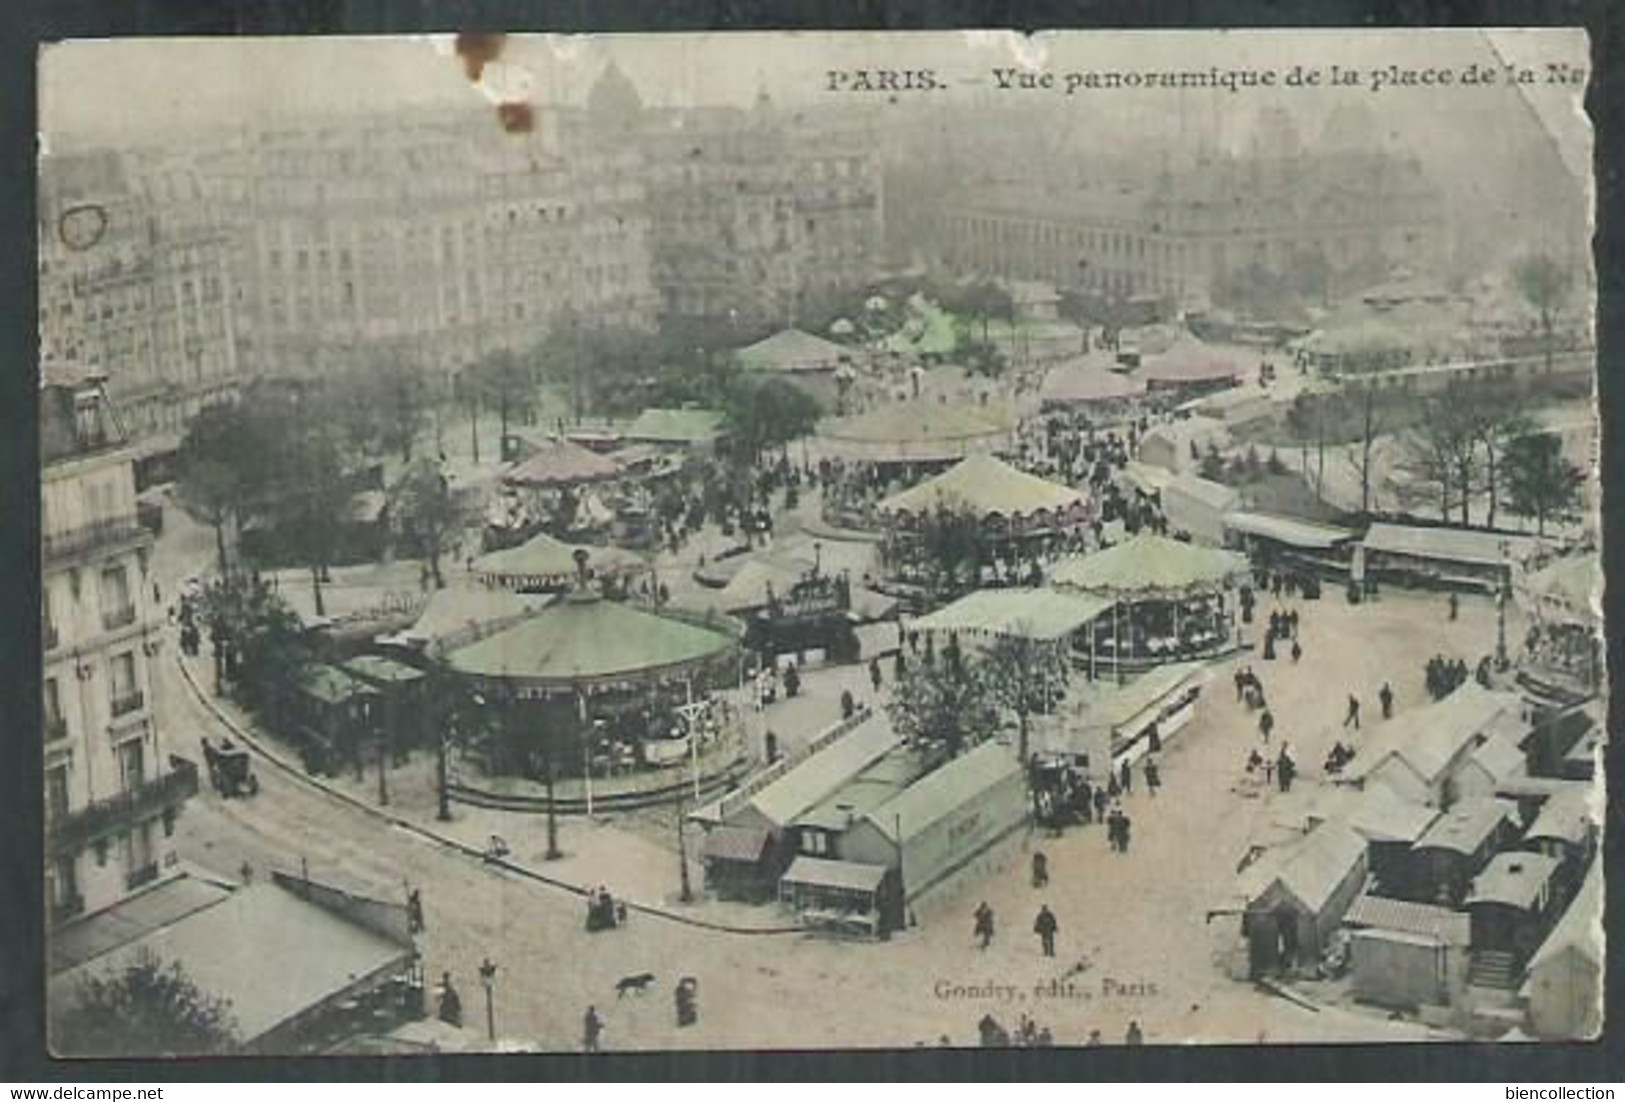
[701,825,773,864]
[1466,734,1527,787]
[1223,511,1356,550]
[1363,524,1547,568]
[1087,663,1211,732]
[818,398,1015,462]
[748,714,902,829]
[1343,893,1470,944]
[797,746,929,833]
[393,586,547,651]
[504,437,622,488]
[1121,461,1177,495]
[295,663,378,706]
[1524,785,1596,846]
[864,740,1022,843]
[49,881,412,1046]
[1412,797,1514,856]
[1051,532,1248,598]
[1041,364,1146,405]
[737,328,851,373]
[446,593,735,686]
[1467,852,1561,909]
[1526,861,1603,972]
[1242,821,1367,916]
[344,654,425,685]
[1519,553,1601,623]
[622,408,725,446]
[1353,684,1526,788]
[50,871,234,974]
[878,454,1084,519]
[472,532,646,586]
[1341,781,1440,844]
[1141,338,1240,384]
[780,855,889,895]
[910,587,1113,642]
[715,559,815,614]
[1165,472,1240,511]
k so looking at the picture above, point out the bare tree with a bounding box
[1511,253,1576,372]
[1461,381,1537,529]
[1399,388,1480,523]
[1340,382,1388,516]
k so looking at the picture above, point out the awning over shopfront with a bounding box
[910,587,1113,642]
[1223,511,1356,550]
[779,856,889,895]
[877,454,1084,522]
[1051,532,1248,598]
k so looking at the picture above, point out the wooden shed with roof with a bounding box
[1521,861,1602,1039]
[1407,797,1517,907]
[1240,821,1369,978]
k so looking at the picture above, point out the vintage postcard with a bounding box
[37,29,1601,1056]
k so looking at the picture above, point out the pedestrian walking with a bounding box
[1118,811,1133,852]
[1259,708,1275,743]
[869,657,883,693]
[974,902,995,949]
[1144,759,1160,796]
[1031,851,1049,888]
[1033,905,1058,957]
[1093,787,1109,823]
[437,972,463,1028]
[583,1005,604,1052]
[1290,638,1302,664]
[1344,694,1361,729]
[1449,591,1459,620]
[1118,758,1133,795]
[1379,681,1394,720]
[1277,748,1296,793]
[1234,668,1246,702]
[1125,1020,1144,1046]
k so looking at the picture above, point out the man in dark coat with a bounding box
[1344,693,1361,729]
[1118,759,1132,795]
[583,1005,604,1052]
[974,902,995,949]
[1379,681,1394,719]
[1034,905,1059,957]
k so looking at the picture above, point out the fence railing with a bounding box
[705,704,875,823]
[47,760,199,858]
[42,516,148,562]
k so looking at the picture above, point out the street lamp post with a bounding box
[676,791,693,904]
[543,742,562,861]
[478,957,498,1043]
[1496,539,1512,671]
[437,709,455,822]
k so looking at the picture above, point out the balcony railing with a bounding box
[102,605,138,632]
[44,717,68,743]
[41,517,149,563]
[46,759,198,859]
[110,690,145,717]
[125,863,161,891]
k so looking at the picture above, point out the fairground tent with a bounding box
[1140,338,1241,387]
[877,454,1084,521]
[910,587,1114,642]
[382,585,548,655]
[1051,532,1248,598]
[1517,552,1600,625]
[737,328,852,374]
[471,532,647,591]
[622,408,725,447]
[818,398,1016,463]
[446,590,737,691]
[1041,362,1146,408]
[504,437,622,488]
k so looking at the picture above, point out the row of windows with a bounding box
[43,647,144,752]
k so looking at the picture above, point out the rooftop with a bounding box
[865,739,1022,843]
[1411,797,1514,857]
[747,713,902,829]
[1466,851,1562,910]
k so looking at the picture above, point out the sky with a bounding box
[38,29,1591,196]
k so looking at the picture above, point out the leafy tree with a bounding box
[177,400,262,577]
[885,643,1001,760]
[1504,432,1584,537]
[257,409,354,617]
[328,359,430,464]
[722,377,821,463]
[1511,253,1576,372]
[468,349,533,448]
[51,949,238,1057]
[389,459,466,590]
[980,632,1069,765]
[198,573,307,712]
[911,502,989,600]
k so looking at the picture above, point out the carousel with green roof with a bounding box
[442,550,746,803]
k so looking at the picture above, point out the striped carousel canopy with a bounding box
[877,455,1083,522]
[471,533,647,591]
[1050,532,1248,599]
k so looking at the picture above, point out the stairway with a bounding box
[1470,950,1519,991]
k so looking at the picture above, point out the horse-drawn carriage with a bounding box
[202,737,260,797]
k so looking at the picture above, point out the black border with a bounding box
[3,0,1621,1083]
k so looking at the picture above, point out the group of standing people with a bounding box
[1426,654,1472,700]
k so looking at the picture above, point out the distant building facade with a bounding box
[41,366,196,926]
[937,107,1447,308]
[583,64,883,332]
[38,150,240,451]
[195,110,658,385]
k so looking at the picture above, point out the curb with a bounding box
[174,654,803,937]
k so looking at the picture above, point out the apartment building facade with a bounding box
[42,365,195,926]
